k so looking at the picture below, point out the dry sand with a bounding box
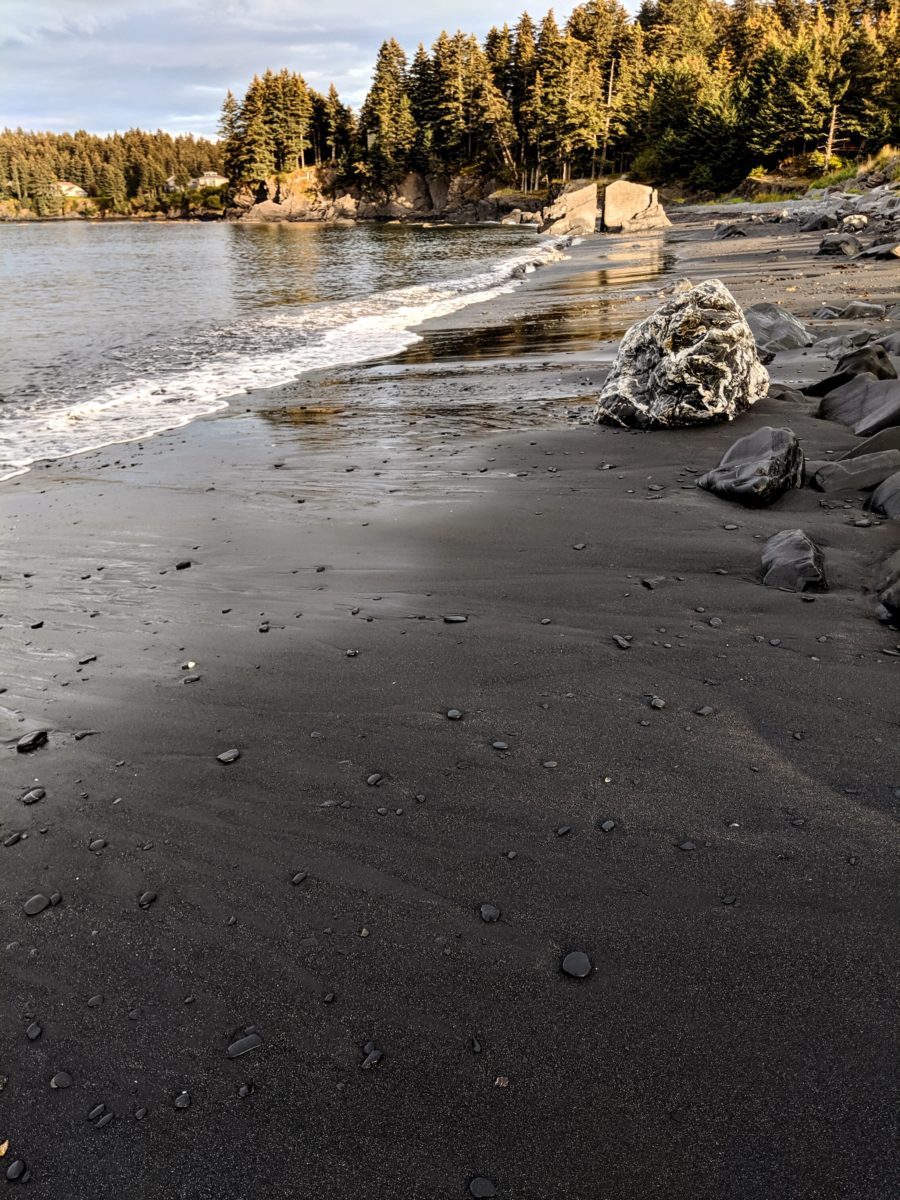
[1,214,898,1199]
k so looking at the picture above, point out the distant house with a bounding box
[187,171,228,189]
[55,181,88,198]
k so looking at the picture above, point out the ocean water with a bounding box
[0,220,568,481]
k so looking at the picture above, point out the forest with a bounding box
[2,0,899,216]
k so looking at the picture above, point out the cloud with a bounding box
[0,0,577,137]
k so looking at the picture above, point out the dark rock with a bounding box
[23,894,50,916]
[817,375,900,436]
[88,1104,106,1121]
[813,451,900,492]
[50,1070,72,1089]
[600,819,616,832]
[592,279,767,429]
[175,560,191,570]
[612,635,630,649]
[817,232,862,256]
[446,708,462,720]
[26,1022,42,1040]
[479,903,501,923]
[469,1179,497,1199]
[840,300,885,319]
[366,773,383,787]
[138,891,157,909]
[745,303,813,352]
[857,241,900,260]
[226,1033,262,1058]
[868,471,900,518]
[800,212,838,232]
[804,346,897,398]
[761,530,827,592]
[174,1091,191,1109]
[874,549,900,619]
[6,1162,26,1182]
[443,614,468,623]
[678,840,696,851]
[87,995,103,1007]
[95,1112,114,1128]
[16,730,48,753]
[697,426,804,506]
[875,331,900,355]
[839,428,900,459]
[21,787,45,805]
[88,838,107,853]
[291,871,307,885]
[714,222,746,239]
[561,951,592,978]
[217,748,241,764]
[360,1047,383,1070]
[766,383,809,405]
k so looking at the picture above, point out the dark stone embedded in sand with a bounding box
[134,1106,148,1120]
[600,819,616,832]
[812,451,900,492]
[479,903,501,923]
[138,891,157,909]
[446,709,463,720]
[26,1022,42,1040]
[714,222,746,239]
[868,471,900,518]
[175,560,191,569]
[816,376,900,436]
[89,838,107,852]
[226,1033,262,1058]
[360,1045,383,1070]
[174,1091,191,1109]
[591,279,768,429]
[6,1162,26,1182]
[217,748,240,764]
[88,1104,106,1121]
[678,840,696,851]
[858,241,900,260]
[443,614,468,623]
[366,773,383,786]
[767,383,809,405]
[21,787,45,805]
[291,871,307,885]
[745,303,813,353]
[16,730,48,753]
[469,1178,497,1198]
[612,635,630,649]
[95,1112,114,1128]
[876,332,900,355]
[874,549,900,620]
[800,212,838,232]
[561,951,592,978]
[697,426,803,506]
[23,894,50,916]
[804,346,897,398]
[761,530,827,592]
[50,1070,73,1089]
[817,232,862,256]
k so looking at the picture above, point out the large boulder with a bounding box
[539,181,598,236]
[592,279,768,429]
[601,180,669,232]
[811,450,900,492]
[839,427,900,459]
[817,232,863,256]
[745,303,813,353]
[868,470,900,518]
[803,345,897,398]
[761,530,827,591]
[697,426,804,506]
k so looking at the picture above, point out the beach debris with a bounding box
[744,303,813,353]
[678,840,697,851]
[697,426,803,506]
[561,951,592,978]
[592,279,767,429]
[217,748,241,764]
[868,470,900,519]
[761,530,827,592]
[16,730,48,753]
[469,1178,497,1198]
[290,871,307,885]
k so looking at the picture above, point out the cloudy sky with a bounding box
[1,0,581,139]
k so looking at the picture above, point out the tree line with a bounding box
[222,0,900,194]
[0,129,222,216]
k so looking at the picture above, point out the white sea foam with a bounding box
[0,236,568,482]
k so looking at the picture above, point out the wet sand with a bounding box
[1,217,898,1199]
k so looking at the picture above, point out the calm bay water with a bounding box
[0,220,564,480]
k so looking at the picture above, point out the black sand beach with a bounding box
[2,217,898,1199]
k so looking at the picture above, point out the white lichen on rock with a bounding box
[592,278,769,429]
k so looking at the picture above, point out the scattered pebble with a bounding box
[226,1033,262,1058]
[561,951,592,979]
[479,904,501,923]
[217,748,241,764]
[50,1071,72,1089]
[469,1178,497,1198]
[23,894,51,917]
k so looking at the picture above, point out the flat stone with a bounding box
[446,709,462,720]
[16,730,48,753]
[87,995,103,1007]
[226,1033,262,1058]
[6,1162,26,1182]
[443,615,468,623]
[678,840,696,851]
[649,696,666,709]
[88,1104,106,1121]
[366,773,383,787]
[561,951,592,978]
[469,1179,497,1199]
[138,891,157,909]
[479,904,501,923]
[175,560,191,569]
[290,871,308,886]
[89,838,106,852]
[50,1071,72,1089]
[492,741,508,750]
[174,1091,191,1109]
[26,1022,42,1040]
[600,820,616,833]
[23,894,50,916]
[217,748,241,764]
[21,787,45,805]
[95,1112,114,1128]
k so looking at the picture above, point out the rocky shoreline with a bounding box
[1,213,898,1199]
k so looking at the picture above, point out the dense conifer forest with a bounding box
[3,0,899,215]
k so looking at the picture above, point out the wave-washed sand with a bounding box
[1,214,898,1199]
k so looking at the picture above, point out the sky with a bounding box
[1,0,580,139]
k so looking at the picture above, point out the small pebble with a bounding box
[217,748,240,764]
[174,1091,191,1109]
[561,951,592,979]
[50,1071,72,1089]
[469,1179,497,1199]
[479,904,501,923]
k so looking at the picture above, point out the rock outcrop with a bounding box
[761,530,827,591]
[697,426,804,506]
[868,471,900,518]
[601,181,670,232]
[592,279,768,429]
[817,376,900,436]
[811,451,900,492]
[744,303,813,353]
[539,181,598,236]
